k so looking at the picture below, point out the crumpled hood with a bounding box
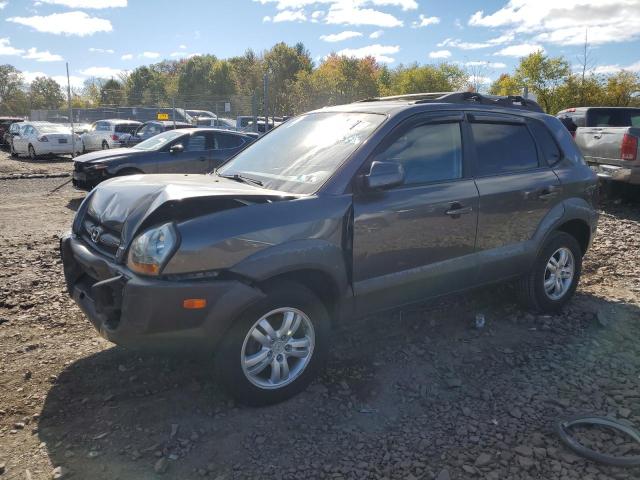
[74,148,138,164]
[78,174,295,258]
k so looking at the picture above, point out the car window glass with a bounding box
[472,123,538,176]
[184,132,207,152]
[529,121,562,166]
[377,122,462,185]
[216,133,243,149]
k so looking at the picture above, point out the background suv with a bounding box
[81,119,141,152]
[125,120,192,147]
[62,93,598,405]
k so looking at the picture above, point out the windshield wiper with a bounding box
[218,173,264,187]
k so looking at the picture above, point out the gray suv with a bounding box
[61,93,599,405]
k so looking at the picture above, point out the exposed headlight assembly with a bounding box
[127,222,179,275]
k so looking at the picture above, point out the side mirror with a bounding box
[169,144,184,154]
[363,160,405,190]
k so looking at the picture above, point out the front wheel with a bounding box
[10,142,17,157]
[517,231,582,313]
[215,281,330,406]
[101,140,109,150]
[28,144,37,160]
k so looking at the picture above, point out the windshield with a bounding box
[134,130,185,151]
[218,112,385,194]
[38,124,71,134]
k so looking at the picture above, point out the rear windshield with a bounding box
[115,123,140,134]
[38,124,71,134]
[587,109,640,127]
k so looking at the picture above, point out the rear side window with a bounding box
[216,133,244,149]
[471,123,538,176]
[115,123,139,134]
[587,108,640,127]
[378,122,463,185]
[184,132,209,152]
[528,121,562,166]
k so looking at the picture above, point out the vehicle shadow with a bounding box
[38,289,640,479]
[14,154,74,164]
[66,197,84,212]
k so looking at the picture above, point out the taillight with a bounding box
[111,134,119,141]
[621,134,638,161]
[37,135,48,142]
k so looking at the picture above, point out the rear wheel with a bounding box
[215,281,330,406]
[28,144,37,160]
[101,140,109,150]
[517,231,582,313]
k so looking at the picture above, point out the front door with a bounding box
[159,131,213,174]
[352,114,479,314]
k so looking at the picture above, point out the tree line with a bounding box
[0,42,638,117]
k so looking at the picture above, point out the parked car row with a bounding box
[557,106,640,186]
[8,121,82,158]
[72,127,256,190]
[61,92,599,405]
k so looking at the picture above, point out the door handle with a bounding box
[538,185,560,200]
[593,135,602,139]
[445,203,473,218]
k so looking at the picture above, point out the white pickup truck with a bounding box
[557,107,640,184]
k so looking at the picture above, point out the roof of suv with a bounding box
[314,92,544,117]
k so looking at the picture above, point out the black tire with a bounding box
[28,144,37,160]
[101,140,109,150]
[10,142,17,157]
[517,231,582,313]
[215,281,330,406]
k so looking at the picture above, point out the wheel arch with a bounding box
[555,218,591,255]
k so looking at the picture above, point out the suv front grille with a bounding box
[81,214,121,257]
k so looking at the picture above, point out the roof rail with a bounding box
[357,92,455,102]
[415,91,543,112]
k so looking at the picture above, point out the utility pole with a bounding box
[66,62,76,158]
[172,97,176,129]
[263,73,268,134]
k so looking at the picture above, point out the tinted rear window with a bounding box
[115,124,139,134]
[471,123,539,176]
[529,121,562,166]
[587,109,640,127]
[216,133,244,149]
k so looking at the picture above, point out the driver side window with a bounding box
[377,122,463,186]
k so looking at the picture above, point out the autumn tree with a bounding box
[29,76,65,109]
[0,64,28,114]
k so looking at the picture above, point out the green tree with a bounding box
[0,64,28,115]
[603,71,640,106]
[264,42,313,115]
[100,78,125,106]
[29,76,65,109]
[489,73,521,96]
[511,51,571,113]
[389,63,468,95]
[125,66,167,106]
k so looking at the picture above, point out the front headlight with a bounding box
[127,222,179,275]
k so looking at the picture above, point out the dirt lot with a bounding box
[1,149,640,480]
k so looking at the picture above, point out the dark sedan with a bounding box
[124,120,192,147]
[72,128,255,191]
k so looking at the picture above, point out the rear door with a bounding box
[352,112,479,313]
[470,113,561,282]
[211,132,246,168]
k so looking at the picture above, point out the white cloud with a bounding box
[469,0,640,46]
[336,43,400,63]
[429,49,451,59]
[454,18,463,29]
[326,4,403,27]
[23,47,63,62]
[593,60,640,74]
[369,29,384,38]
[371,0,417,10]
[311,10,324,22]
[269,9,307,22]
[0,38,24,56]
[437,32,514,50]
[263,15,272,21]
[89,47,115,53]
[463,61,507,68]
[0,1,7,9]
[320,30,362,42]
[7,11,113,36]
[140,51,160,59]
[121,53,133,60]
[37,0,126,7]
[170,52,200,58]
[79,66,124,78]
[22,71,85,88]
[412,14,440,28]
[493,43,544,57]
[179,44,187,49]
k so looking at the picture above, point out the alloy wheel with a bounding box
[544,247,575,300]
[241,307,315,390]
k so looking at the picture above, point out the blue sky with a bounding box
[1,0,639,89]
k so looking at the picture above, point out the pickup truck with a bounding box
[557,107,640,184]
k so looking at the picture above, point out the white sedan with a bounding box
[11,122,82,159]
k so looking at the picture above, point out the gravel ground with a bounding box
[1,148,640,480]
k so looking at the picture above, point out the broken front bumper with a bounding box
[60,232,265,351]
